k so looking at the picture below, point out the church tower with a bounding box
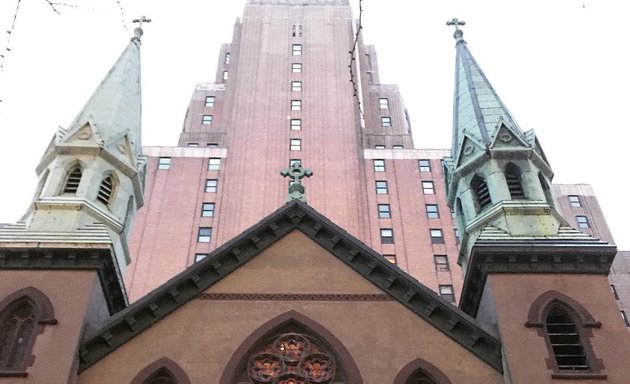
[0,23,147,381]
[444,22,630,382]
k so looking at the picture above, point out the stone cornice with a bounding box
[78,201,503,373]
[460,239,617,317]
[0,247,127,314]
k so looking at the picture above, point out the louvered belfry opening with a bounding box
[0,298,36,370]
[63,167,82,193]
[143,368,176,384]
[405,369,437,384]
[97,176,114,206]
[505,163,525,199]
[546,307,589,371]
[471,174,491,210]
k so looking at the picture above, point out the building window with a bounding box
[291,63,302,73]
[439,285,455,303]
[380,228,394,244]
[187,143,199,147]
[195,253,208,262]
[208,158,221,171]
[545,306,589,370]
[422,181,435,195]
[373,159,385,172]
[374,145,385,149]
[576,215,590,228]
[224,52,230,64]
[63,166,82,193]
[569,195,581,208]
[292,44,302,55]
[158,157,171,170]
[205,96,215,107]
[207,143,219,148]
[97,176,114,206]
[430,229,444,244]
[375,181,388,194]
[377,204,391,219]
[384,255,396,264]
[201,202,215,217]
[505,162,525,199]
[290,139,301,151]
[205,179,218,193]
[611,285,619,300]
[379,98,389,109]
[292,24,303,37]
[621,311,630,327]
[198,227,212,243]
[223,70,229,80]
[434,255,449,271]
[426,204,439,219]
[290,119,302,130]
[418,159,431,172]
[454,229,460,244]
[392,145,403,149]
[291,81,302,92]
[381,116,391,127]
[291,100,302,111]
[202,115,213,125]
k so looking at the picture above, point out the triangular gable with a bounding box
[58,120,103,148]
[78,201,502,372]
[455,133,485,168]
[103,134,137,170]
[489,121,530,150]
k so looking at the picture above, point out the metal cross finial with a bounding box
[131,15,151,42]
[280,161,313,203]
[446,18,466,41]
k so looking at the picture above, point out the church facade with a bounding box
[1,1,629,383]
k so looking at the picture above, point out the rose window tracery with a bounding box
[239,332,344,384]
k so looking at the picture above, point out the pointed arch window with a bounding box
[538,172,554,206]
[505,163,525,199]
[546,306,589,370]
[131,358,190,384]
[393,358,452,384]
[97,176,114,206]
[0,287,56,376]
[63,166,82,194]
[143,368,176,384]
[470,174,491,210]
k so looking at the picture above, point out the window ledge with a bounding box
[0,370,28,377]
[551,372,607,380]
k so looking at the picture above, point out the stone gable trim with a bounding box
[460,241,617,317]
[0,247,127,314]
[79,201,502,373]
[196,293,394,301]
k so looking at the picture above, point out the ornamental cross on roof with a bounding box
[280,161,313,203]
[446,17,466,41]
[132,15,151,43]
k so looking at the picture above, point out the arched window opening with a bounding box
[546,306,589,371]
[143,368,176,384]
[97,176,114,206]
[505,163,525,199]
[405,369,436,384]
[235,326,346,384]
[0,298,36,371]
[470,174,491,210]
[63,166,82,194]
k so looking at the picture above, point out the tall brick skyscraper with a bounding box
[126,0,462,301]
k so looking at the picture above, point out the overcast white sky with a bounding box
[0,0,628,249]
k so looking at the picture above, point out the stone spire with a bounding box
[449,22,526,162]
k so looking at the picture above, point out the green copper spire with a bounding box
[281,161,313,203]
[450,22,525,161]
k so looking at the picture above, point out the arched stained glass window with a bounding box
[0,298,36,370]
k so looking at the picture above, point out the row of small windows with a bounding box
[470,162,525,211]
[187,143,219,148]
[375,180,434,195]
[380,228,445,244]
[158,158,221,171]
[373,159,432,173]
[62,166,115,207]
[377,203,439,219]
[374,145,404,149]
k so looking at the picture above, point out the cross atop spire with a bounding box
[281,161,313,203]
[446,17,466,41]
[132,15,151,43]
